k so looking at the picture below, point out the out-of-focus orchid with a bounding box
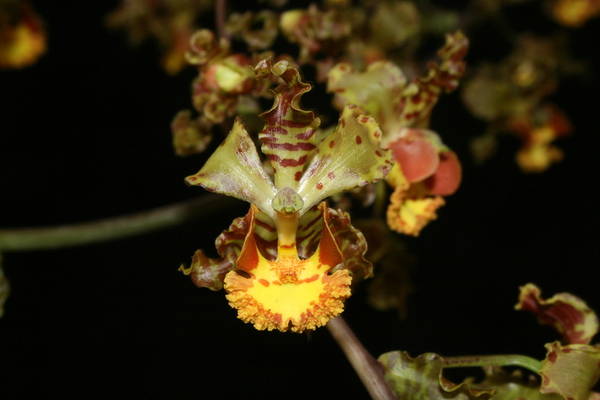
[181,58,393,332]
[328,31,468,235]
[0,1,46,69]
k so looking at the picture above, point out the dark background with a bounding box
[0,1,599,399]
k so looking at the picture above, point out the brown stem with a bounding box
[215,0,230,41]
[0,195,239,252]
[327,316,396,400]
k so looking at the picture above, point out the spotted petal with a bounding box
[540,341,600,400]
[515,283,599,344]
[297,105,393,214]
[185,117,277,218]
[255,58,319,191]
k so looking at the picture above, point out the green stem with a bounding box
[443,354,542,374]
[327,316,396,400]
[0,195,238,252]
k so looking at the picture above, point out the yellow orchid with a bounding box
[181,58,392,332]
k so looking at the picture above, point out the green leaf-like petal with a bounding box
[540,341,600,400]
[255,58,320,191]
[378,351,493,399]
[297,106,393,214]
[185,117,277,218]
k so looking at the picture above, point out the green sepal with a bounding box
[297,105,394,214]
[185,117,277,218]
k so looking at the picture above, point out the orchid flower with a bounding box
[181,58,393,332]
[327,31,468,235]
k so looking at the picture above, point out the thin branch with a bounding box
[0,195,239,252]
[215,0,230,41]
[327,316,396,400]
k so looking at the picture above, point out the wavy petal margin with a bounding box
[378,351,493,399]
[255,58,319,190]
[297,105,393,214]
[185,117,277,218]
[224,204,351,332]
[540,341,600,400]
[179,210,252,291]
[387,176,446,236]
[515,283,599,344]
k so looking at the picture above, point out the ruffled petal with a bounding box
[515,283,599,345]
[255,58,319,191]
[540,341,600,400]
[179,209,252,291]
[387,178,445,236]
[224,204,352,332]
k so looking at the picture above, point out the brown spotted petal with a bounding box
[540,341,600,400]
[179,209,252,291]
[185,117,277,218]
[396,30,468,129]
[378,351,493,399]
[515,283,599,344]
[297,105,393,214]
[255,58,319,191]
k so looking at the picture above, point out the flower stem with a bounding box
[0,195,238,252]
[443,354,542,374]
[215,0,230,41]
[327,316,396,400]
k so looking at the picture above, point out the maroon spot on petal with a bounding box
[341,119,346,128]
[294,171,302,181]
[360,116,369,123]
[356,136,362,145]
[329,140,335,148]
[375,150,382,157]
[548,351,557,364]
[327,172,335,179]
[316,182,323,190]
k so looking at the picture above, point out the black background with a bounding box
[0,1,599,399]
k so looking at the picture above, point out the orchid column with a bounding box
[181,58,393,333]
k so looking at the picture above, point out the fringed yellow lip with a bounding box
[224,204,351,333]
